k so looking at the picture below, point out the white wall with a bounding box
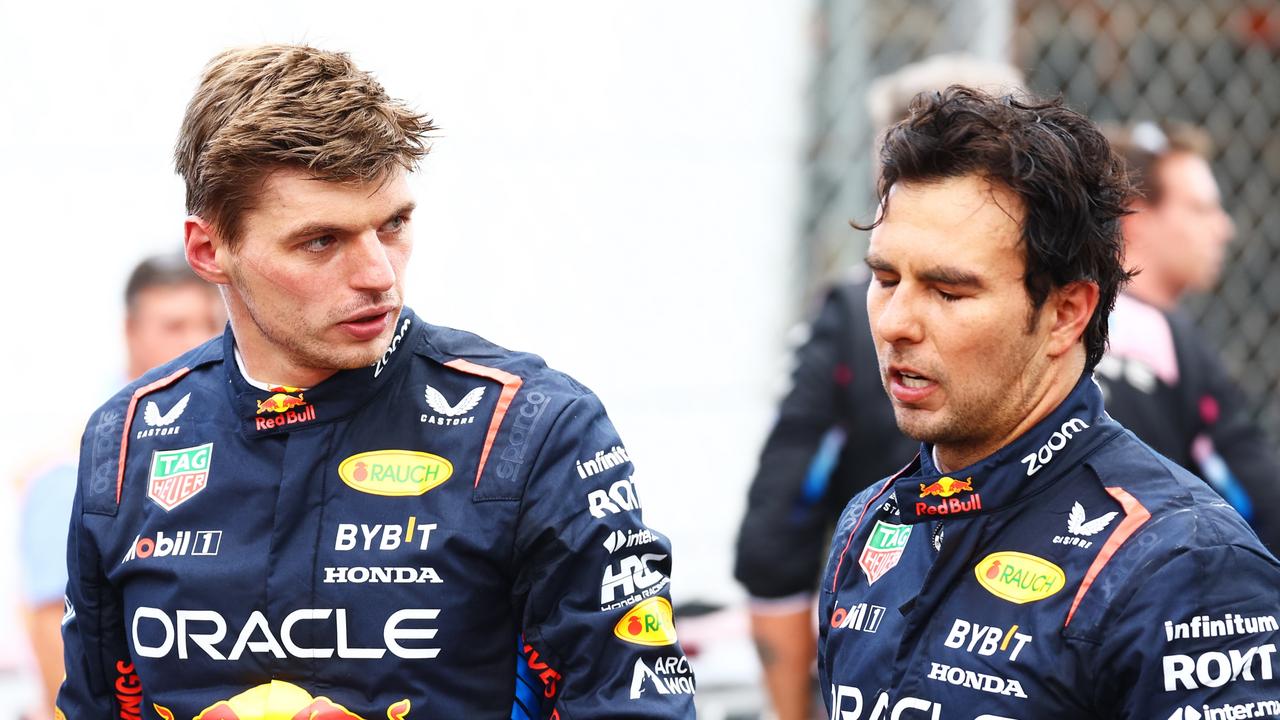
[0,2,809,689]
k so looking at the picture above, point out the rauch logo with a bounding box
[974,551,1065,604]
[338,450,453,497]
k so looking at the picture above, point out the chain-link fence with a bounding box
[805,0,1280,439]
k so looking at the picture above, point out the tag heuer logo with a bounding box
[859,520,912,585]
[147,443,213,511]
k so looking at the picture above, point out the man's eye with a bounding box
[382,215,407,233]
[937,289,961,302]
[303,235,336,252]
[874,276,898,288]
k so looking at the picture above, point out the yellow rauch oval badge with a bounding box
[613,597,678,646]
[974,551,1066,604]
[338,450,453,497]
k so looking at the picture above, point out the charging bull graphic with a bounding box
[153,681,410,720]
[257,392,307,415]
[919,476,974,499]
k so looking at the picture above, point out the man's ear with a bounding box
[1045,280,1100,359]
[185,215,230,285]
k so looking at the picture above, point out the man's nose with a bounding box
[872,284,925,346]
[349,230,396,292]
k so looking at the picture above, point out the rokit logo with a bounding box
[603,527,657,553]
[421,385,485,425]
[1162,643,1277,691]
[629,656,694,699]
[121,530,221,565]
[600,553,669,611]
[1053,501,1118,549]
[334,517,437,553]
[137,393,191,439]
[1021,417,1089,476]
[588,477,644,518]
[944,618,1032,663]
[131,606,441,660]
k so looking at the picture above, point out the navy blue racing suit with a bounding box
[819,375,1280,719]
[57,308,695,720]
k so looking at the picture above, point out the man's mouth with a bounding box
[898,371,931,389]
[338,306,396,341]
[888,366,939,404]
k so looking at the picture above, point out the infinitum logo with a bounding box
[576,446,630,479]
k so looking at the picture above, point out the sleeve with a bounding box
[1189,336,1280,552]
[55,418,135,720]
[1095,543,1280,718]
[734,285,853,599]
[511,392,695,720]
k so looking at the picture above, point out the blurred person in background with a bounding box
[821,85,1280,719]
[58,44,694,719]
[732,54,1022,720]
[1097,120,1280,550]
[17,252,221,718]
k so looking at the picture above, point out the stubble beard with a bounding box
[231,269,398,374]
[888,348,1044,467]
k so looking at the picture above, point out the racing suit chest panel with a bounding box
[825,475,1122,718]
[108,362,531,716]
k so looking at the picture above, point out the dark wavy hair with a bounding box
[858,86,1134,370]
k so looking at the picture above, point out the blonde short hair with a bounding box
[174,44,435,248]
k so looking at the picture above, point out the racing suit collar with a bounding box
[895,374,1118,524]
[224,308,422,438]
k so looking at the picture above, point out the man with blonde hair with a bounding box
[58,45,694,719]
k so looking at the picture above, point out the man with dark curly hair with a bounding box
[819,87,1280,717]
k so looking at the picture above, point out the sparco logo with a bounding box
[1021,417,1089,475]
[131,607,440,660]
[496,391,549,480]
[1162,643,1277,691]
[121,530,221,565]
[374,316,411,378]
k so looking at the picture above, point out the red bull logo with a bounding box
[153,680,409,720]
[918,475,974,498]
[254,387,317,430]
[257,392,307,415]
[916,475,982,516]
